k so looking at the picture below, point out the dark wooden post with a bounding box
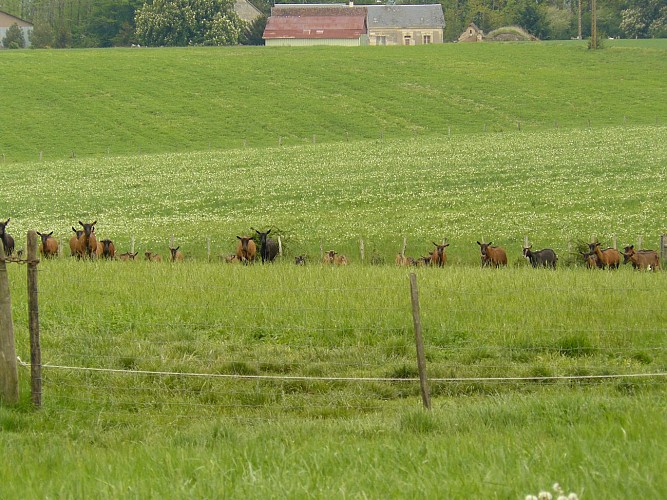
[27,231,42,408]
[591,0,597,49]
[409,273,431,410]
[0,241,19,405]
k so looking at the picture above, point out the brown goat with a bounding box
[0,218,14,256]
[323,250,348,265]
[588,242,621,269]
[144,251,162,262]
[477,241,507,268]
[395,254,416,266]
[236,236,256,264]
[169,246,184,262]
[430,242,449,267]
[416,255,431,267]
[118,252,138,261]
[69,227,83,256]
[37,231,59,258]
[76,221,97,259]
[323,250,336,264]
[335,254,349,266]
[95,239,115,260]
[581,251,601,269]
[623,245,660,271]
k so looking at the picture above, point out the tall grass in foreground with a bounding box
[1,258,666,497]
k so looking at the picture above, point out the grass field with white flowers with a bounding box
[1,41,667,498]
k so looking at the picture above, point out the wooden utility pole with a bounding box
[578,0,582,39]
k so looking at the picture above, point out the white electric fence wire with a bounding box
[17,357,667,383]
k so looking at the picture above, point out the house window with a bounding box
[376,35,386,46]
[423,34,431,44]
[403,35,411,45]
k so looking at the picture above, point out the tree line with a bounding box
[1,0,666,49]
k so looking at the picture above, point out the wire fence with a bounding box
[3,250,664,418]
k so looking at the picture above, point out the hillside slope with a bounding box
[1,42,666,162]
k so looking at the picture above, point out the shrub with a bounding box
[2,23,25,49]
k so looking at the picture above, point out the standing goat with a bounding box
[236,236,256,264]
[76,221,97,259]
[623,245,660,271]
[522,246,557,268]
[252,228,279,263]
[169,246,184,262]
[96,239,115,260]
[430,242,449,267]
[37,231,59,258]
[588,242,621,269]
[69,227,83,256]
[0,218,15,256]
[477,241,507,268]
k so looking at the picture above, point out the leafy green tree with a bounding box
[240,15,267,45]
[649,6,667,38]
[83,0,143,47]
[2,23,26,49]
[135,0,245,46]
[515,1,548,39]
[29,20,55,48]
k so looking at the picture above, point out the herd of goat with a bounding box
[0,219,662,271]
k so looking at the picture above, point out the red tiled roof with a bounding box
[264,14,367,39]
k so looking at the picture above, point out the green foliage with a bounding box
[1,23,25,49]
[134,0,245,46]
[28,20,54,49]
[240,15,267,46]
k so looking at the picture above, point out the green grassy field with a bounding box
[1,41,667,162]
[1,42,667,498]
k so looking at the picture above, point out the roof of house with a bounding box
[263,12,367,39]
[264,6,368,40]
[366,5,444,29]
[271,5,366,18]
[0,10,33,28]
[234,0,264,23]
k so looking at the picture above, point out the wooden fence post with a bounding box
[409,273,431,411]
[27,231,42,408]
[278,236,283,257]
[207,238,211,262]
[661,235,667,263]
[359,238,365,264]
[0,242,19,405]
